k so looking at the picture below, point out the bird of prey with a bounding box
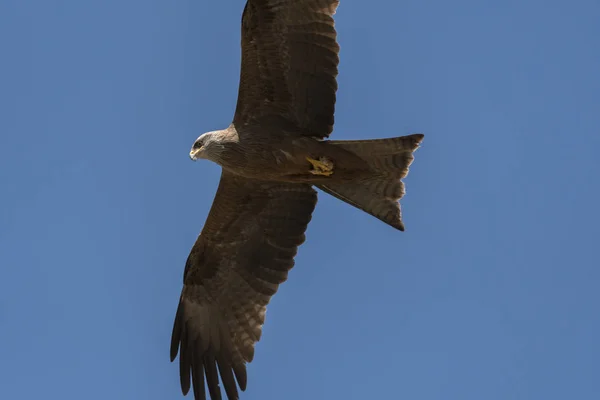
[170,1,424,399]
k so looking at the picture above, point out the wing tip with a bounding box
[170,300,185,362]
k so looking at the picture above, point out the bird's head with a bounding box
[189,130,226,161]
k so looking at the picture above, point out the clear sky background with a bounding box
[1,1,599,399]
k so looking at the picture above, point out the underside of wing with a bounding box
[170,171,317,400]
[233,0,341,139]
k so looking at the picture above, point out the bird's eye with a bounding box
[194,141,203,149]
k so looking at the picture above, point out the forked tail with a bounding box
[317,134,424,230]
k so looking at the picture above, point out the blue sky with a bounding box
[1,0,599,399]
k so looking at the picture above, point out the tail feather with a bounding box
[318,134,424,230]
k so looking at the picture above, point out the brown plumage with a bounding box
[170,1,425,399]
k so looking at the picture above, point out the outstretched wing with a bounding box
[170,170,317,400]
[233,0,340,139]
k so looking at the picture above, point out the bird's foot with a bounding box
[306,156,334,176]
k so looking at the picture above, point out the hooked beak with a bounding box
[189,148,199,161]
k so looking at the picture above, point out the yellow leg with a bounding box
[306,156,334,176]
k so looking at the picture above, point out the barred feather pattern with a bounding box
[318,134,424,231]
[171,171,317,400]
[234,0,340,139]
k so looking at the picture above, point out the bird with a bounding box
[170,1,424,399]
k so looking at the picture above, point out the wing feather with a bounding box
[233,0,340,139]
[171,170,317,399]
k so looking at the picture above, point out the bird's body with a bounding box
[170,1,425,399]
[192,123,372,183]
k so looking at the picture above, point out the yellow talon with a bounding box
[306,156,334,176]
